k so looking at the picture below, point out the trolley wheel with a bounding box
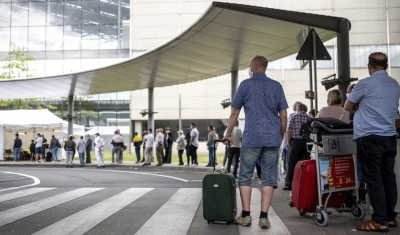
[352,204,365,220]
[314,210,329,227]
[289,201,294,208]
[299,208,308,216]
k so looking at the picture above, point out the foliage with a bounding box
[0,42,56,110]
[0,42,35,79]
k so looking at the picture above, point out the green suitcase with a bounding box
[202,140,237,224]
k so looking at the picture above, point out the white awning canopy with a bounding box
[0,2,350,99]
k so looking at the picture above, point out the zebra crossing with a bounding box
[0,187,291,235]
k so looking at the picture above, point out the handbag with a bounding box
[122,145,127,151]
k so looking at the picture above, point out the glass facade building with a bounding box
[0,0,131,137]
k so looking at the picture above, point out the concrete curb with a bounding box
[0,162,215,173]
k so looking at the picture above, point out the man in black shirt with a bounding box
[29,140,35,161]
[13,133,22,162]
[185,127,191,166]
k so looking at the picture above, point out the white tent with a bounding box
[0,109,85,160]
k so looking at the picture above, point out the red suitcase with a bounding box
[290,160,351,215]
[290,160,318,215]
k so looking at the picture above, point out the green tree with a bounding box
[0,42,55,110]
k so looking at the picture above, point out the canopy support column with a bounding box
[337,19,351,105]
[68,95,74,136]
[231,71,238,101]
[148,88,154,131]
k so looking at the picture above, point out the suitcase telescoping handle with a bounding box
[214,139,230,172]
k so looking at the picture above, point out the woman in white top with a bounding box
[316,89,350,123]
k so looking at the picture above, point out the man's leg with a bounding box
[233,148,241,177]
[284,141,301,189]
[236,146,260,226]
[193,146,198,165]
[100,151,104,167]
[226,148,234,172]
[13,148,17,162]
[381,136,398,223]
[357,136,389,226]
[95,151,100,167]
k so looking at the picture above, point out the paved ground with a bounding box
[0,164,397,235]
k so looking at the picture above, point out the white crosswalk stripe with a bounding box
[0,187,291,235]
[33,188,154,235]
[236,188,291,235]
[0,188,103,227]
[135,188,202,235]
[0,187,54,203]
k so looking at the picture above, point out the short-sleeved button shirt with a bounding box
[231,73,289,147]
[347,70,400,140]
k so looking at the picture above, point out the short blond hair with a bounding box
[251,55,268,68]
[327,89,343,105]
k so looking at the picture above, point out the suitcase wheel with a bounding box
[299,208,308,216]
[314,210,329,227]
[207,220,210,224]
[352,204,365,220]
[289,201,294,208]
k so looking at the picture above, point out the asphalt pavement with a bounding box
[0,165,397,235]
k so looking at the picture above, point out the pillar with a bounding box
[231,71,238,101]
[337,19,351,105]
[67,95,74,136]
[148,88,154,131]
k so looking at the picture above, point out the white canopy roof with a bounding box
[0,2,350,99]
[0,109,85,135]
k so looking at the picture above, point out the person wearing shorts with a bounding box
[34,133,44,163]
[224,55,288,229]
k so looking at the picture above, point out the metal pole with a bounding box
[178,85,182,131]
[117,0,121,50]
[148,88,154,131]
[231,71,238,101]
[337,19,351,105]
[312,31,318,114]
[67,95,74,136]
[308,26,313,111]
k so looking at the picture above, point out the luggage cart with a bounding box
[311,120,365,227]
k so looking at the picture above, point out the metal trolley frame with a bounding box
[311,121,365,227]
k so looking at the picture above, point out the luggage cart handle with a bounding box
[214,140,230,172]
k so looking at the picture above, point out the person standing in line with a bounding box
[316,89,350,122]
[29,140,35,162]
[283,103,311,190]
[185,127,191,166]
[176,130,186,165]
[141,131,148,163]
[94,133,105,168]
[214,127,219,165]
[206,126,217,167]
[41,134,48,160]
[164,127,173,164]
[116,129,124,164]
[155,128,164,166]
[345,52,400,232]
[13,133,22,162]
[224,55,288,229]
[77,136,86,167]
[133,132,142,163]
[308,109,316,118]
[189,123,199,167]
[111,131,123,164]
[142,129,154,166]
[85,134,93,164]
[49,135,59,163]
[227,121,242,178]
[64,135,76,168]
[35,133,44,163]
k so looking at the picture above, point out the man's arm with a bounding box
[190,136,194,145]
[344,99,359,113]
[225,108,241,137]
[286,130,292,146]
[279,110,288,141]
